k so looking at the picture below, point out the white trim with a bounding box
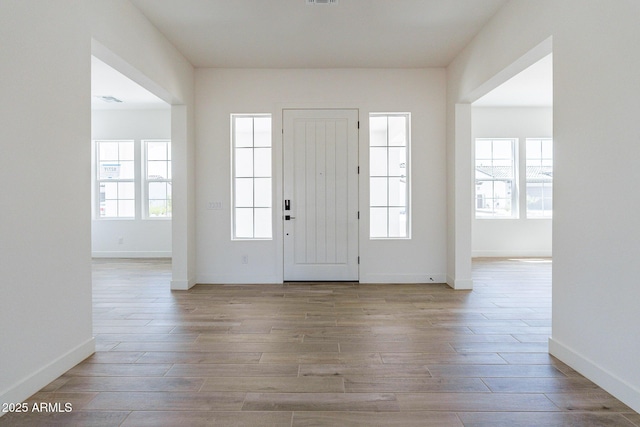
[446,275,473,290]
[171,277,196,290]
[198,274,281,285]
[472,250,552,258]
[193,275,451,285]
[0,338,94,414]
[549,337,640,413]
[92,251,172,258]
[359,274,446,284]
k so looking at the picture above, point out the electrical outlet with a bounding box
[118,237,124,245]
[241,255,249,264]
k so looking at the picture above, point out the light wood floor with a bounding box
[2,258,638,426]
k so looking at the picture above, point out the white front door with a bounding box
[283,109,359,281]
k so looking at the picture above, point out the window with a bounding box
[526,138,553,218]
[96,140,135,218]
[232,114,272,239]
[144,140,172,218]
[475,138,516,218]
[369,113,410,238]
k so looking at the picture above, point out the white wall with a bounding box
[0,1,94,410]
[472,107,552,257]
[195,68,447,284]
[448,0,640,412]
[91,109,172,257]
[0,0,195,410]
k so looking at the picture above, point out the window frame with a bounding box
[525,137,553,219]
[143,139,172,219]
[95,139,136,220]
[231,113,273,240]
[368,112,411,239]
[474,138,518,219]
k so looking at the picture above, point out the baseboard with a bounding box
[0,337,95,414]
[92,251,172,258]
[171,277,196,290]
[472,250,552,258]
[359,273,447,284]
[446,275,473,290]
[197,275,281,285]
[549,337,640,413]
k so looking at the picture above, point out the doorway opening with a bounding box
[91,55,172,264]
[471,54,553,260]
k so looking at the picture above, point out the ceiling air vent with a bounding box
[307,0,337,4]
[95,95,123,103]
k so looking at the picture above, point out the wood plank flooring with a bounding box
[1,258,638,426]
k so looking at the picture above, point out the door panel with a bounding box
[283,109,358,281]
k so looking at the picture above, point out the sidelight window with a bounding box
[369,113,410,239]
[231,114,272,239]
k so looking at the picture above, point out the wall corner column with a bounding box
[171,104,196,290]
[447,103,473,290]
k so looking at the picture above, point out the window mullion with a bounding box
[252,117,256,239]
[386,117,390,238]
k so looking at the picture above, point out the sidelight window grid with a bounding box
[232,114,272,239]
[369,113,410,239]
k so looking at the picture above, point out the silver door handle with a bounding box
[284,215,296,220]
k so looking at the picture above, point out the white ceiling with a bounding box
[91,56,169,110]
[474,54,553,107]
[93,1,550,109]
[130,0,508,68]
